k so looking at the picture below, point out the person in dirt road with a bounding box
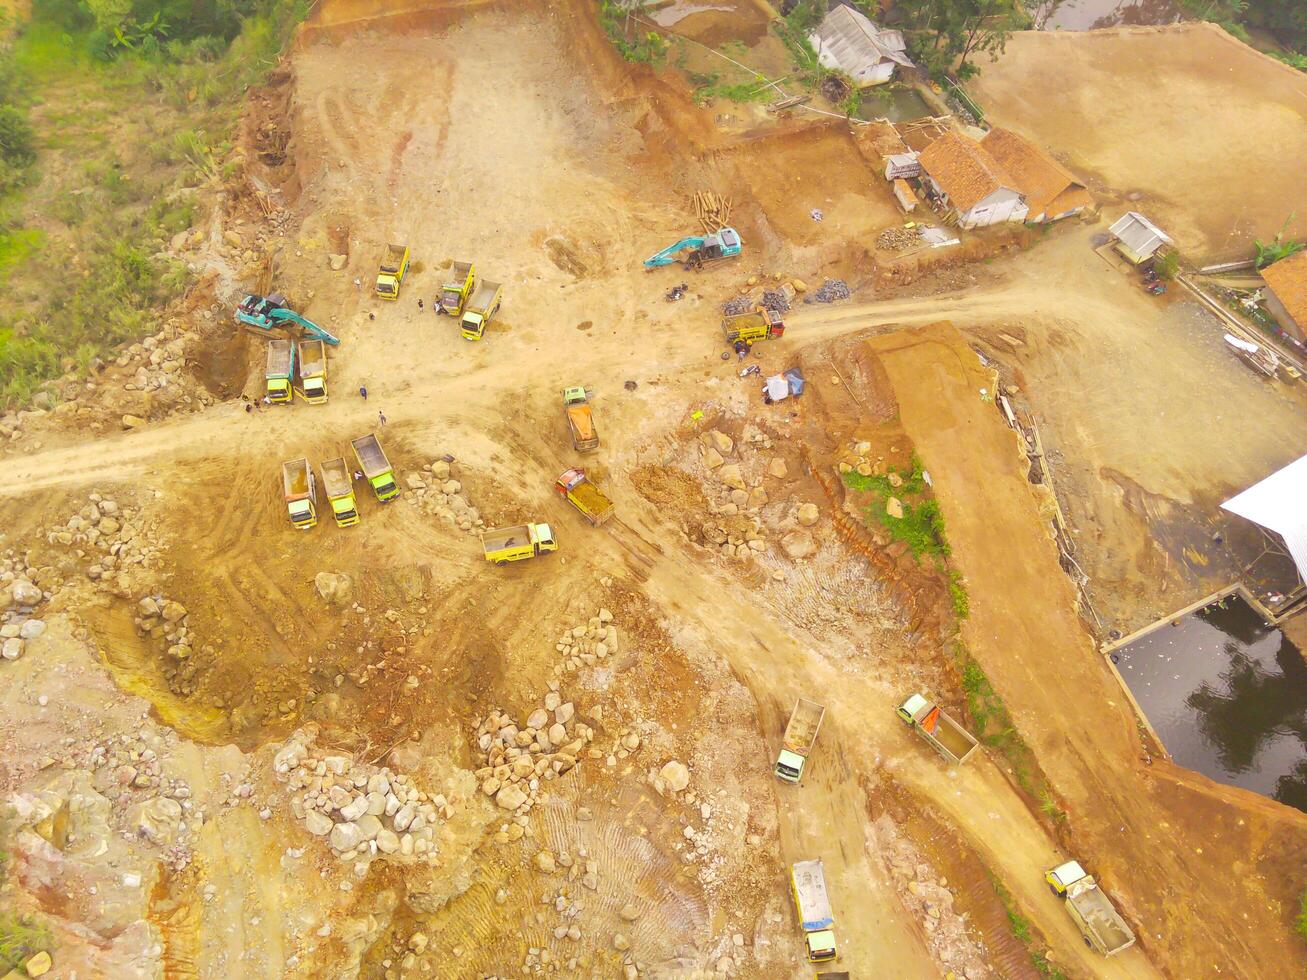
[359,385,368,400]
[378,410,387,426]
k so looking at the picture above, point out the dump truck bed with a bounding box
[297,339,326,376]
[569,481,611,516]
[783,699,825,754]
[350,434,390,477]
[920,707,977,761]
[266,340,293,376]
[792,860,833,930]
[380,244,407,273]
[567,403,595,443]
[467,280,502,312]
[282,459,310,499]
[482,525,531,554]
[1068,881,1135,953]
[321,457,353,498]
[447,261,472,283]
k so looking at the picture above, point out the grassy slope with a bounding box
[0,3,304,408]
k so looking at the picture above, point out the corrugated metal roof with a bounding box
[808,5,914,79]
[1108,212,1172,256]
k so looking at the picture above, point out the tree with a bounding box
[899,0,1025,78]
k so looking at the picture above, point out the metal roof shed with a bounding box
[1220,453,1307,590]
[808,5,914,88]
[1108,212,1172,264]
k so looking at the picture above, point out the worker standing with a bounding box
[378,410,388,426]
[359,385,368,400]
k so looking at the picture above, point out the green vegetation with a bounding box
[598,1,668,65]
[689,71,771,106]
[1295,887,1307,943]
[1180,0,1307,66]
[990,875,1069,979]
[841,456,950,558]
[1153,249,1181,280]
[1,830,51,972]
[1254,217,1305,268]
[897,0,1029,81]
[948,569,970,620]
[0,0,309,408]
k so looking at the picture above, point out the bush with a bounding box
[0,105,35,168]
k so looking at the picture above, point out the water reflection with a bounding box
[1115,596,1307,812]
[1032,0,1182,31]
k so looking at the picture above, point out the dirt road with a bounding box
[4,0,1306,976]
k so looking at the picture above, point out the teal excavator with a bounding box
[235,293,340,346]
[644,227,742,270]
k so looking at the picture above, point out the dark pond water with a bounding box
[1114,595,1307,812]
[1033,0,1183,31]
[856,86,933,123]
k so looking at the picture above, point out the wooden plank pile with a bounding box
[693,191,732,234]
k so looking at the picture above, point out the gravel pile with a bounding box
[876,226,918,251]
[805,279,851,304]
[760,289,790,315]
[722,295,754,316]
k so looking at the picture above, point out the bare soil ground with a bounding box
[3,3,1307,979]
[968,23,1307,262]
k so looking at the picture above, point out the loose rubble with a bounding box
[274,726,449,867]
[804,278,851,304]
[405,457,485,533]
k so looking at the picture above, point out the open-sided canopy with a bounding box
[1220,454,1307,584]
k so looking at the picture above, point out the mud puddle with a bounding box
[856,85,933,123]
[1113,593,1307,812]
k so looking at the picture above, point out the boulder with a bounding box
[886,496,904,519]
[780,530,816,560]
[137,596,160,618]
[339,795,369,822]
[161,600,187,623]
[659,760,690,793]
[121,414,146,430]
[706,430,734,455]
[702,447,724,470]
[24,951,53,977]
[495,784,527,811]
[717,464,746,492]
[375,829,400,854]
[2,637,23,660]
[796,503,820,527]
[405,473,426,490]
[768,458,788,479]
[315,572,353,605]
[548,723,567,746]
[127,796,183,844]
[887,472,903,488]
[555,702,574,725]
[329,821,365,852]
[304,810,333,836]
[9,580,41,607]
[431,460,451,480]
[526,708,549,730]
[534,850,556,873]
[19,619,45,640]
[328,253,348,271]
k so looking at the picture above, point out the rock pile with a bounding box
[134,594,204,695]
[274,728,449,867]
[472,689,593,826]
[43,493,158,585]
[552,607,619,675]
[405,458,484,534]
[804,279,851,304]
[1,572,47,663]
[694,428,778,560]
[876,226,919,251]
[759,286,792,315]
[722,295,754,316]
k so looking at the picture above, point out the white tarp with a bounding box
[1220,454,1307,584]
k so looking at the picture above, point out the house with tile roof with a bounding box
[917,132,1028,229]
[980,128,1092,224]
[1260,250,1307,343]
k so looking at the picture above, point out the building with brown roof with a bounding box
[1261,250,1307,343]
[917,131,1028,229]
[980,128,1092,223]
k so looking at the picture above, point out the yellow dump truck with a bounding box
[554,468,613,527]
[563,386,599,452]
[296,339,328,404]
[723,307,786,346]
[461,279,502,340]
[265,339,295,403]
[320,456,359,527]
[282,458,318,530]
[482,523,557,565]
[439,261,475,316]
[375,243,410,300]
[351,433,399,503]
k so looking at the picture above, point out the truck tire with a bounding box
[496,560,508,567]
[1048,883,1060,896]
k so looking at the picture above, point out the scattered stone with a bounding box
[717,464,746,492]
[9,580,41,607]
[23,951,53,977]
[613,934,630,952]
[659,760,690,793]
[780,530,816,560]
[886,497,905,519]
[534,850,557,873]
[329,822,365,852]
[121,414,146,430]
[796,502,819,527]
[328,253,348,271]
[2,637,23,661]
[768,458,788,479]
[619,903,641,922]
[304,810,333,836]
[315,572,353,605]
[707,430,733,455]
